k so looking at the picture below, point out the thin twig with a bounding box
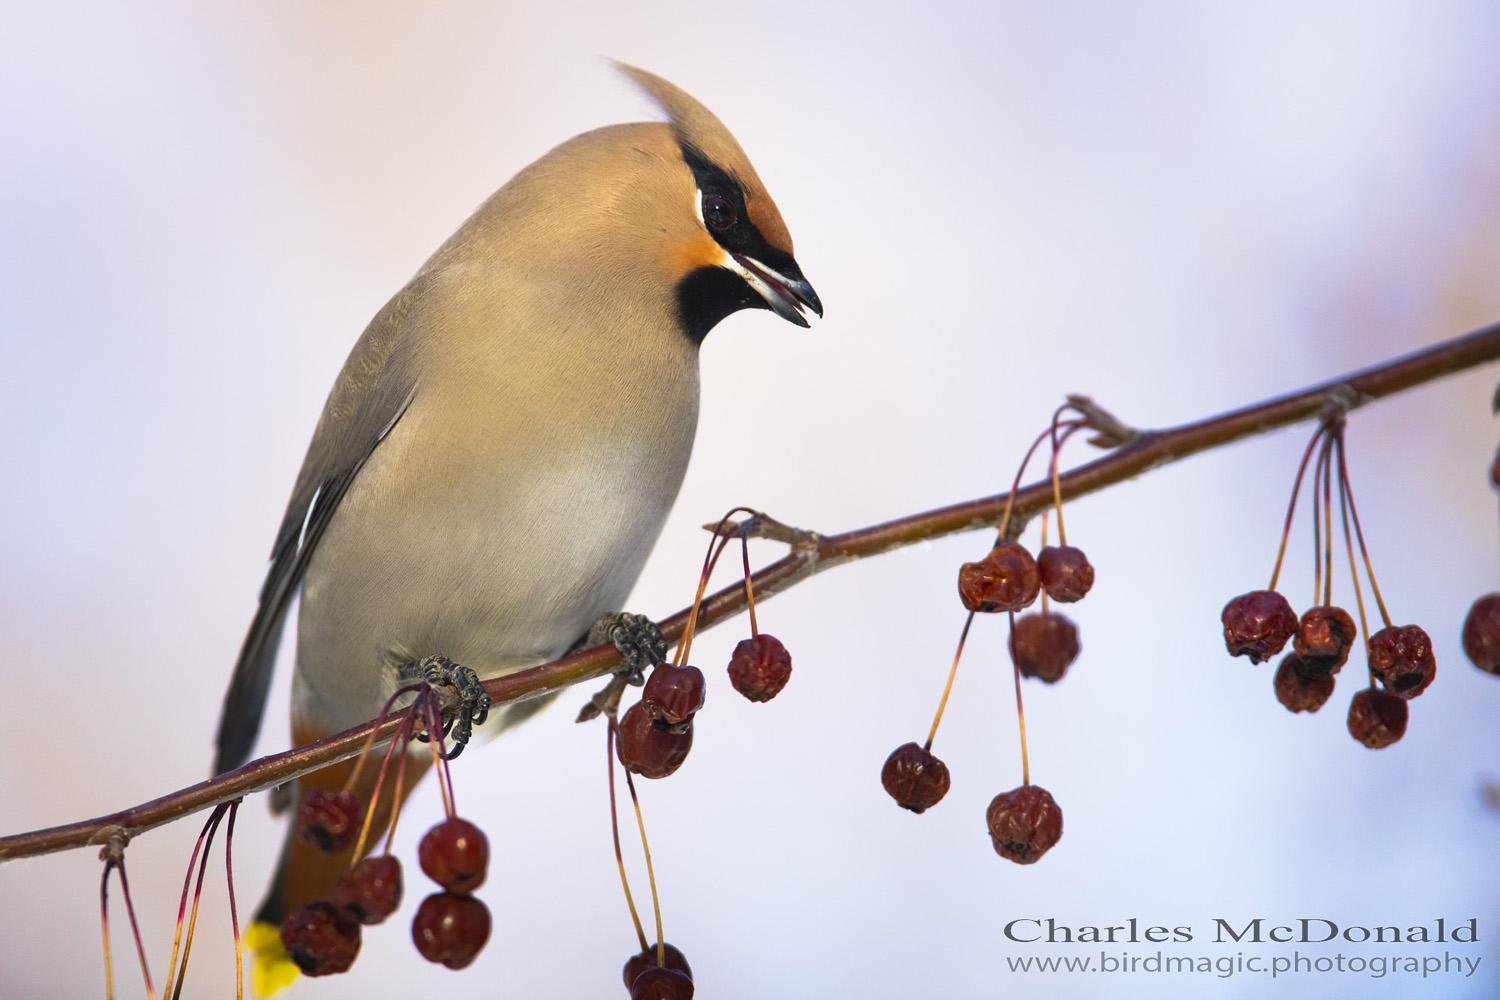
[4,320,1500,861]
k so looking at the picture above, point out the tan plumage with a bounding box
[211,66,818,987]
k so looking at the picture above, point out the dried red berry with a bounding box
[1009,612,1080,684]
[411,892,491,970]
[279,901,361,976]
[1367,624,1436,699]
[617,700,693,779]
[623,943,693,990]
[630,966,695,999]
[1291,605,1356,676]
[1273,654,1335,713]
[958,542,1040,614]
[986,785,1063,865]
[1461,593,1500,675]
[1347,687,1409,748]
[333,854,403,925]
[880,742,951,813]
[297,789,361,853]
[641,664,705,730]
[418,817,489,894]
[1036,545,1094,602]
[1221,590,1297,664]
[727,634,793,702]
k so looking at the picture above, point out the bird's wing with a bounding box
[212,275,430,774]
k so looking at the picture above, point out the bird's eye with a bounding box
[702,193,736,231]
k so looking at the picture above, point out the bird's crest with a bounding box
[615,62,794,254]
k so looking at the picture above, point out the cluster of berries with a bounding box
[282,810,492,973]
[883,406,1099,864]
[614,509,794,783]
[606,509,798,998]
[279,685,494,977]
[1219,414,1433,747]
[623,943,694,1000]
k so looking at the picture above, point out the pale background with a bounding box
[3,2,1500,998]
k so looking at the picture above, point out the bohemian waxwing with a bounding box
[212,64,819,992]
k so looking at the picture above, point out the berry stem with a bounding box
[339,683,424,797]
[1322,431,1336,607]
[740,523,760,639]
[99,847,159,1000]
[1269,424,1328,593]
[1336,435,1375,676]
[998,420,1084,542]
[1009,612,1031,787]
[113,848,155,1000]
[677,507,752,667]
[382,725,413,857]
[924,610,975,751]
[621,768,665,971]
[1310,434,1326,607]
[165,803,228,1000]
[162,813,209,1000]
[350,708,415,862]
[1048,415,1083,547]
[606,718,649,953]
[224,801,243,1000]
[422,693,458,819]
[1336,426,1393,628]
[100,855,115,1000]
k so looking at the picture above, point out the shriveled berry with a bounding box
[631,966,695,999]
[986,785,1063,865]
[1009,612,1080,684]
[1036,545,1094,602]
[279,901,361,976]
[1273,654,1335,713]
[880,742,951,813]
[411,891,491,970]
[333,854,403,925]
[641,664,705,731]
[1347,687,1409,748]
[1291,605,1356,676]
[1368,624,1436,699]
[297,789,360,853]
[617,701,693,779]
[418,817,489,893]
[1221,590,1297,664]
[958,542,1040,614]
[727,634,793,702]
[1461,593,1500,675]
[623,943,693,990]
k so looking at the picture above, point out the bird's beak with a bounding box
[729,252,823,327]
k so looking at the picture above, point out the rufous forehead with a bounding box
[743,184,794,256]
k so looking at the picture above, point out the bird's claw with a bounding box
[584,612,667,686]
[400,655,490,759]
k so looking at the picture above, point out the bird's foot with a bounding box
[574,613,667,723]
[584,612,668,685]
[399,655,490,759]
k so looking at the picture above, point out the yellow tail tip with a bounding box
[246,921,301,997]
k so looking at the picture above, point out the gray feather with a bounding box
[212,276,428,774]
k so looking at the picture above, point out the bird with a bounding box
[211,64,820,992]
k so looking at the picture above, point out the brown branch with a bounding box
[4,320,1498,862]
